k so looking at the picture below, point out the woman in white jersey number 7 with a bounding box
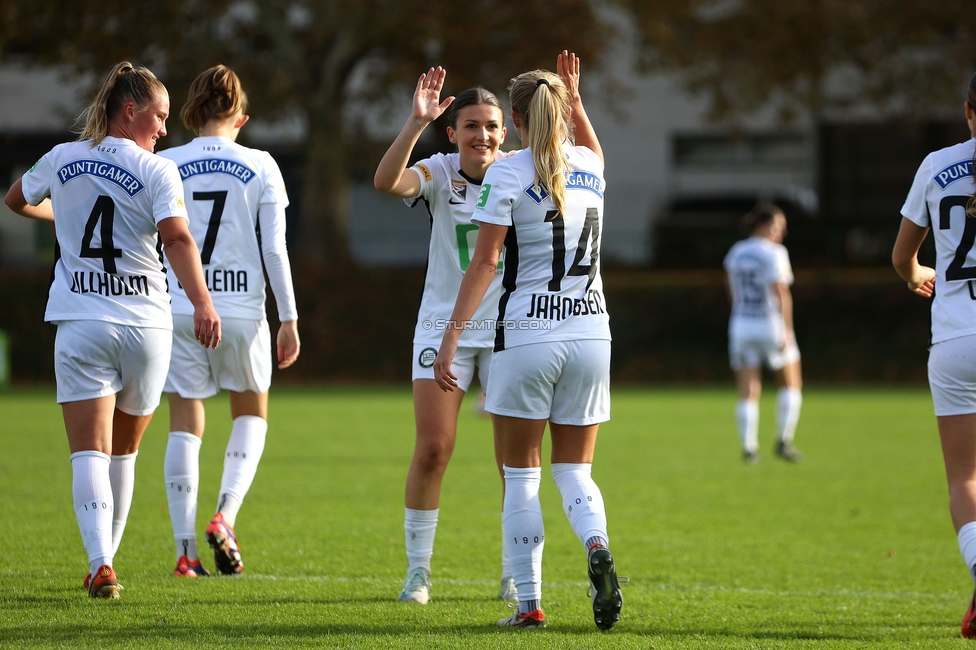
[159,65,300,578]
[374,51,596,606]
[433,61,622,630]
[3,62,220,599]
[892,71,976,639]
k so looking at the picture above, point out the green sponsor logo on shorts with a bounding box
[477,184,491,208]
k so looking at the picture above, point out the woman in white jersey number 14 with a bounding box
[374,52,600,608]
[3,62,220,600]
[159,65,300,579]
[433,56,622,631]
[892,71,976,640]
[723,204,803,464]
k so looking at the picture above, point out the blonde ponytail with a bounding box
[76,61,166,145]
[509,70,572,215]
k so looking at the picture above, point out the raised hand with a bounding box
[412,66,454,124]
[557,50,580,104]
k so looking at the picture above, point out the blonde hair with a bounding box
[76,62,166,145]
[508,70,573,215]
[181,64,249,135]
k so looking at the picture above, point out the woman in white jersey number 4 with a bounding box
[374,52,596,606]
[893,71,976,639]
[433,59,622,630]
[159,65,300,578]
[3,62,220,599]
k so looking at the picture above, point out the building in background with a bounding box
[0,58,965,270]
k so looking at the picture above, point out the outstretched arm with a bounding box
[374,67,455,198]
[558,50,603,164]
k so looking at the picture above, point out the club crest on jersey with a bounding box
[566,171,604,197]
[57,160,144,196]
[935,160,974,189]
[177,159,256,184]
[451,179,467,202]
[418,347,437,368]
[524,182,549,204]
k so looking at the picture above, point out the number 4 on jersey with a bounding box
[80,195,122,273]
[545,207,600,291]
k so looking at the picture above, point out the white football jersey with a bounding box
[902,137,976,344]
[406,152,504,347]
[723,236,793,342]
[21,137,187,328]
[159,136,294,321]
[473,145,610,351]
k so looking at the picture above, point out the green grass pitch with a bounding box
[0,385,971,648]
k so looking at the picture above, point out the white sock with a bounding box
[71,451,114,575]
[216,415,268,527]
[503,465,544,609]
[500,512,512,579]
[959,522,976,581]
[551,463,609,550]
[404,508,438,573]
[108,451,138,557]
[165,431,202,561]
[735,400,759,453]
[776,388,802,445]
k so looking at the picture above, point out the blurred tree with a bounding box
[0,0,612,261]
[621,0,976,123]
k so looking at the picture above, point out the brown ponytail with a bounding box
[180,64,249,135]
[76,62,166,145]
[508,70,572,215]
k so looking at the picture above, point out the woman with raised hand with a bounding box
[159,64,300,579]
[374,64,512,605]
[893,71,976,639]
[432,54,621,630]
[3,61,220,599]
[374,51,596,606]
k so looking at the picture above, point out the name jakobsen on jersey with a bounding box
[525,290,606,321]
[179,268,248,293]
[69,271,150,297]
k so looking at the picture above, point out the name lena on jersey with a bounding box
[525,290,606,321]
[177,159,256,184]
[57,161,144,197]
[178,268,249,293]
[69,271,150,297]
